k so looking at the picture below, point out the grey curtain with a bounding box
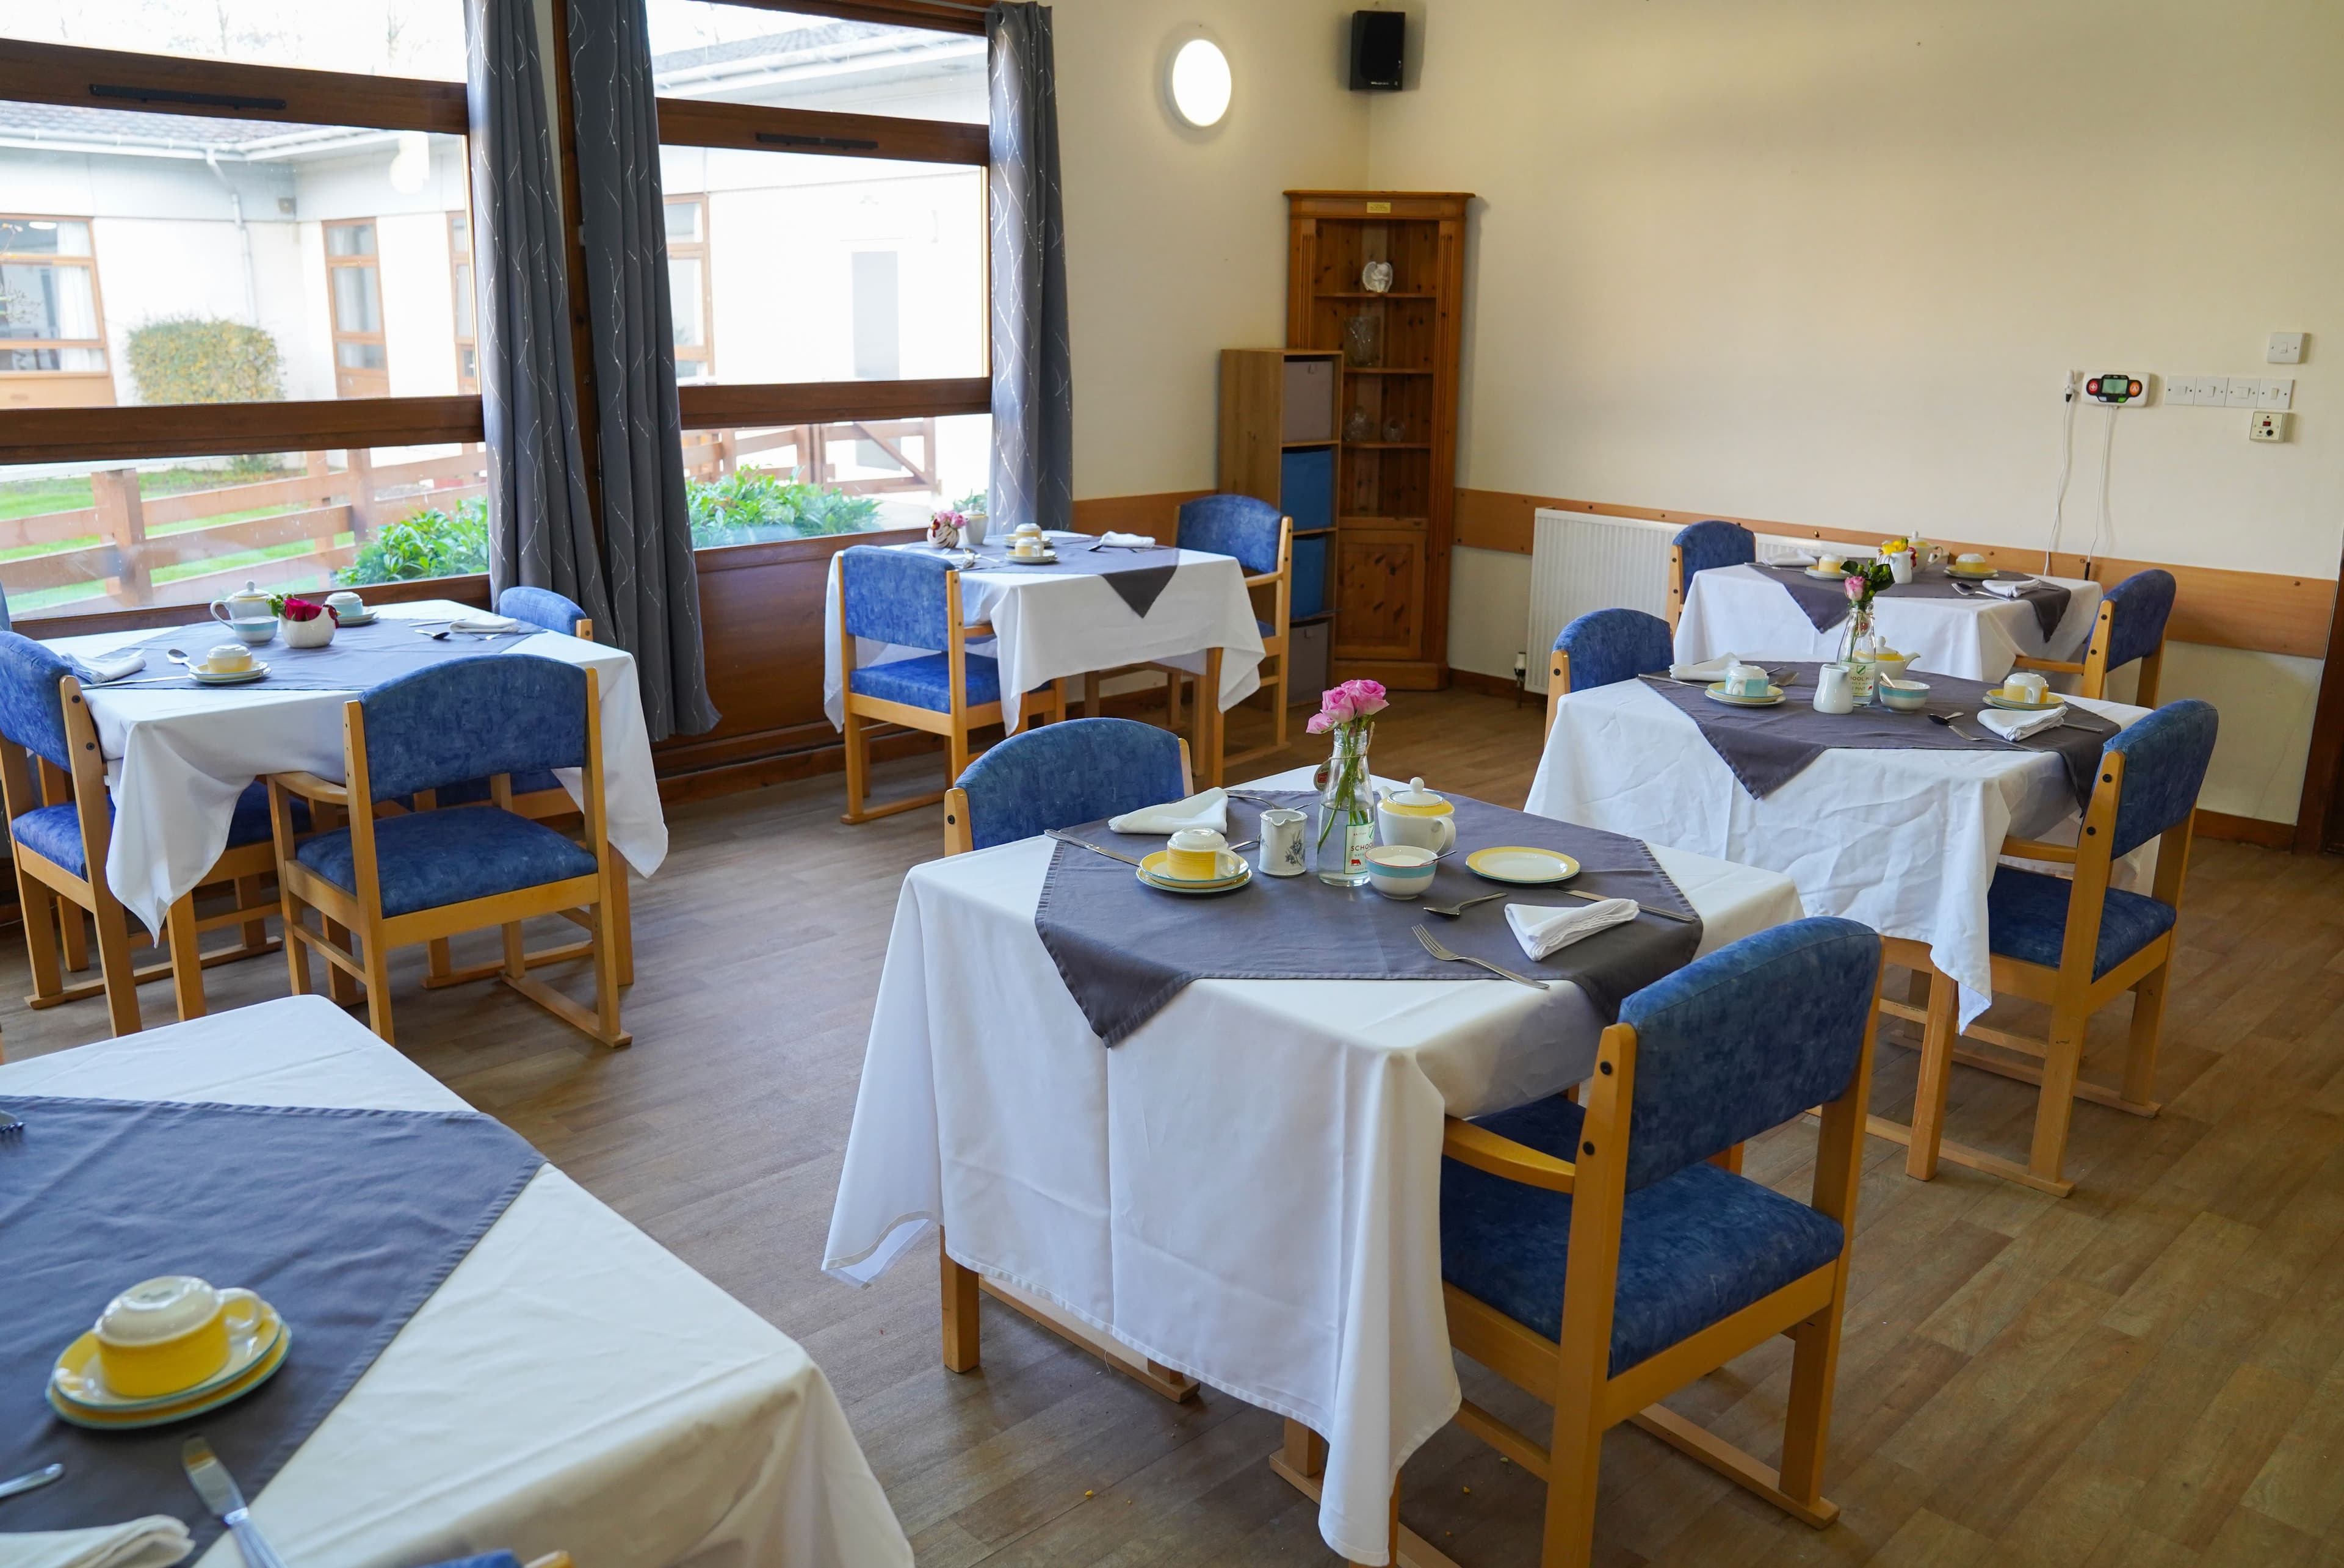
[565,0,718,740]
[466,0,613,637]
[986,4,1073,533]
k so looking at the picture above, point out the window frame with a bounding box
[448,209,477,394]
[0,214,111,395]
[324,219,392,398]
[663,193,714,383]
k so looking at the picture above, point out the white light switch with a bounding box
[2168,376,2203,406]
[2268,332,2305,364]
[2254,377,2295,410]
[2223,376,2258,407]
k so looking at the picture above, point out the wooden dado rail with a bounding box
[1454,489,2338,662]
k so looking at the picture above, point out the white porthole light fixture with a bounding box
[1167,35,1231,128]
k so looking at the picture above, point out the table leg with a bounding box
[941,1231,980,1373]
[1268,1425,1458,1568]
[1201,647,1224,787]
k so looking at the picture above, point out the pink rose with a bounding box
[1316,686,1359,726]
[1337,678,1388,718]
[1843,577,1864,601]
[1305,710,1336,735]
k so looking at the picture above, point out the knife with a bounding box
[1044,829,1144,867]
[0,1462,62,1501]
[183,1435,290,1568]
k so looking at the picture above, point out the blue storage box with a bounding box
[1279,447,1335,535]
[1290,532,1329,620]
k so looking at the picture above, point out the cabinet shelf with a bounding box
[1340,514,1430,527]
[1343,441,1430,450]
[1315,291,1436,300]
[1339,367,1433,377]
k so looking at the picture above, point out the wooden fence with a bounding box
[0,447,487,614]
[681,417,941,496]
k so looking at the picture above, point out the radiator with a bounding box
[1525,509,1677,665]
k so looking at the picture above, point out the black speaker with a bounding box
[1349,10,1404,92]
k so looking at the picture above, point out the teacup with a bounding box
[1364,844,1438,900]
[1816,553,1844,574]
[223,616,277,645]
[1880,678,1931,713]
[1012,538,1048,558]
[2000,670,2052,705]
[1166,827,1230,880]
[325,590,366,619]
[1724,662,1771,698]
[93,1275,264,1398]
[201,643,255,675]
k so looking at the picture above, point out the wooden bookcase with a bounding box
[1284,189,1472,690]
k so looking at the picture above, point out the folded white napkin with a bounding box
[450,613,521,634]
[4,1517,194,1568]
[1976,705,2065,742]
[1668,652,1738,682]
[1507,898,1640,961]
[1098,531,1156,547]
[71,649,149,684]
[1980,577,2039,598]
[1107,787,1228,835]
[1765,550,1818,568]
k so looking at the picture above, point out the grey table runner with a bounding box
[98,618,538,692]
[0,1096,544,1552]
[1035,792,1702,1046]
[1760,563,2071,640]
[937,542,1184,618]
[1640,663,2117,804]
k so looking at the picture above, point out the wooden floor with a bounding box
[9,687,2344,1567]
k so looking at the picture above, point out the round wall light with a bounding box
[1167,36,1231,128]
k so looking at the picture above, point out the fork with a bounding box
[0,1107,20,1138]
[1413,925,1549,989]
[1423,889,1509,919]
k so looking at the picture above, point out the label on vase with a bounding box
[1344,823,1373,873]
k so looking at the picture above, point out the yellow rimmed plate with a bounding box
[1466,847,1580,886]
[1704,683,1785,707]
[1946,562,1999,580]
[51,1298,284,1413]
[49,1322,291,1430]
[1136,850,1251,895]
[1984,691,2066,714]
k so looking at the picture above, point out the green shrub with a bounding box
[125,318,284,406]
[687,469,880,546]
[337,499,491,585]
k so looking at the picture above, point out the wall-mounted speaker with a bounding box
[1348,10,1404,92]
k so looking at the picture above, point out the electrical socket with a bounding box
[2251,410,2292,442]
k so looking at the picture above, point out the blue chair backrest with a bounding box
[1673,519,1755,580]
[956,718,1187,851]
[2102,569,2176,673]
[1177,494,1284,576]
[499,585,587,636]
[1556,608,1673,692]
[0,630,74,771]
[0,581,13,632]
[360,655,589,803]
[839,546,952,650]
[2104,698,2217,859]
[1616,917,1879,1191]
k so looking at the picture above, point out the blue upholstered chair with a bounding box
[2014,567,2177,704]
[836,545,1065,825]
[1546,608,1674,739]
[1432,917,1882,1563]
[0,630,283,1033]
[1887,698,2216,1197]
[1667,519,1756,628]
[944,717,1192,855]
[1143,495,1293,767]
[498,585,591,641]
[267,654,628,1048]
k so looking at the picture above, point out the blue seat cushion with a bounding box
[295,806,599,918]
[1986,865,2177,979]
[1441,1095,1845,1376]
[17,782,297,878]
[429,768,569,807]
[849,652,1001,713]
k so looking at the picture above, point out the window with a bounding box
[0,217,110,408]
[448,211,476,394]
[645,2,985,125]
[326,221,391,398]
[665,195,712,381]
[2,1,466,79]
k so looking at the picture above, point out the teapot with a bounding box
[209,580,277,641]
[1376,776,1456,854]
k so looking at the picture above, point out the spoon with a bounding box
[0,1462,62,1501]
[165,648,197,666]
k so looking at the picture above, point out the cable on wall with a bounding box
[2044,370,2080,573]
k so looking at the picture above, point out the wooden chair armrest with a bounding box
[2002,836,2078,864]
[1243,571,1281,588]
[2011,655,2084,675]
[1442,1117,1576,1192]
[963,622,996,640]
[270,770,350,806]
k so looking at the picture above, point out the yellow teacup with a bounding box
[93,1275,264,1398]
[1166,828,1228,880]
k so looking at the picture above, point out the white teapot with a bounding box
[210,580,273,626]
[1376,777,1456,854]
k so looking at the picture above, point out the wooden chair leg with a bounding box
[588,901,628,1047]
[426,936,455,984]
[1541,1395,1605,1568]
[1708,1143,1745,1174]
[941,1231,980,1373]
[2029,1003,2089,1188]
[1084,671,1102,718]
[1270,657,1289,751]
[1776,1307,1844,1509]
[2124,964,2168,1107]
[839,708,871,824]
[1904,966,1959,1181]
[18,875,64,1004]
[947,722,973,789]
[501,920,526,980]
[281,898,312,997]
[234,873,269,953]
[322,917,363,1006]
[1165,669,1182,729]
[165,894,206,1022]
[90,898,142,1038]
[59,897,89,974]
[360,928,396,1044]
[605,845,634,988]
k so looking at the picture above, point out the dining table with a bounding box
[0,995,910,1567]
[1528,671,2154,1028]
[42,599,668,937]
[819,533,1266,785]
[1676,560,2105,684]
[822,765,1806,1566]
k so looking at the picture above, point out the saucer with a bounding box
[1705,682,1786,707]
[1984,690,2062,712]
[49,1324,290,1431]
[52,1298,283,1412]
[192,662,269,685]
[331,610,378,626]
[1004,551,1060,566]
[1466,847,1579,886]
[1803,566,1853,580]
[1947,563,1999,580]
[1137,850,1251,895]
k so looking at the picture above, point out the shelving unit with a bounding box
[1217,347,1339,632]
[1285,190,1472,689]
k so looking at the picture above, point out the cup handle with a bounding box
[216,1288,264,1337]
[209,601,231,624]
[1432,817,1455,853]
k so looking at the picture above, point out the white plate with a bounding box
[1803,566,1854,580]
[1704,682,1785,707]
[333,611,378,626]
[192,662,269,685]
[1137,850,1251,895]
[1465,847,1580,885]
[1003,551,1060,566]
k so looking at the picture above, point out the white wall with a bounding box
[1350,0,2344,822]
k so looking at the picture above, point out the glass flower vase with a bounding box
[1842,605,1878,706]
[1314,727,1376,886]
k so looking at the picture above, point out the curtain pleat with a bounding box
[986,3,1073,533]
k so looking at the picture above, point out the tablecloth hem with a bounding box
[822,1211,938,1286]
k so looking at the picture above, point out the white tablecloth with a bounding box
[1526,680,2153,1027]
[46,602,668,934]
[820,544,1265,733]
[0,997,909,1568]
[1676,563,2105,683]
[822,767,1804,1564]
